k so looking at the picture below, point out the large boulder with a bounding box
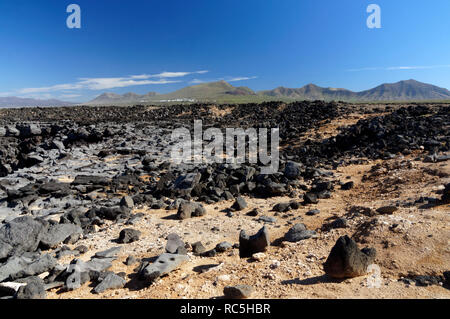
[0,216,48,259]
[40,224,83,249]
[0,253,57,282]
[16,276,46,299]
[323,235,376,279]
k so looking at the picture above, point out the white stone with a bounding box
[217,274,231,282]
[252,252,266,261]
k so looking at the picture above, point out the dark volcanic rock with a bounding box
[125,256,137,266]
[246,208,260,216]
[232,196,247,211]
[40,224,82,249]
[93,273,126,294]
[0,216,48,259]
[284,161,303,180]
[192,241,206,255]
[376,206,398,215]
[118,229,141,244]
[94,247,121,259]
[284,224,316,242]
[413,275,442,287]
[263,181,287,197]
[223,284,254,299]
[303,193,319,205]
[173,172,201,190]
[341,181,354,190]
[177,201,206,220]
[323,235,376,279]
[272,202,291,212]
[443,271,450,287]
[441,183,450,204]
[165,233,185,254]
[139,253,189,282]
[258,216,277,224]
[328,217,348,229]
[16,276,46,299]
[292,105,449,164]
[215,242,233,253]
[72,175,110,186]
[0,253,57,282]
[239,226,270,258]
[120,196,134,209]
[306,209,320,216]
[173,172,201,196]
[93,206,130,221]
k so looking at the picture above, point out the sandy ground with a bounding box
[46,155,450,299]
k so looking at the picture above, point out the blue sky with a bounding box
[1,0,450,102]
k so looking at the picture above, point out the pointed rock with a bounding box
[323,235,376,279]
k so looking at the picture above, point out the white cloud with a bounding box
[149,70,209,78]
[0,71,259,102]
[17,83,83,94]
[59,94,81,99]
[0,70,208,96]
[227,76,258,82]
[189,79,206,84]
[347,64,450,72]
[189,75,257,84]
[386,65,450,70]
[76,77,179,90]
[153,72,191,78]
[17,93,55,100]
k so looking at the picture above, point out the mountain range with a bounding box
[1,79,450,107]
[86,79,450,105]
[0,96,76,108]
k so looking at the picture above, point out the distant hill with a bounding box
[259,80,450,101]
[355,79,450,101]
[86,81,257,105]
[158,80,256,100]
[89,92,159,105]
[259,84,355,100]
[0,96,75,108]
[86,79,450,105]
